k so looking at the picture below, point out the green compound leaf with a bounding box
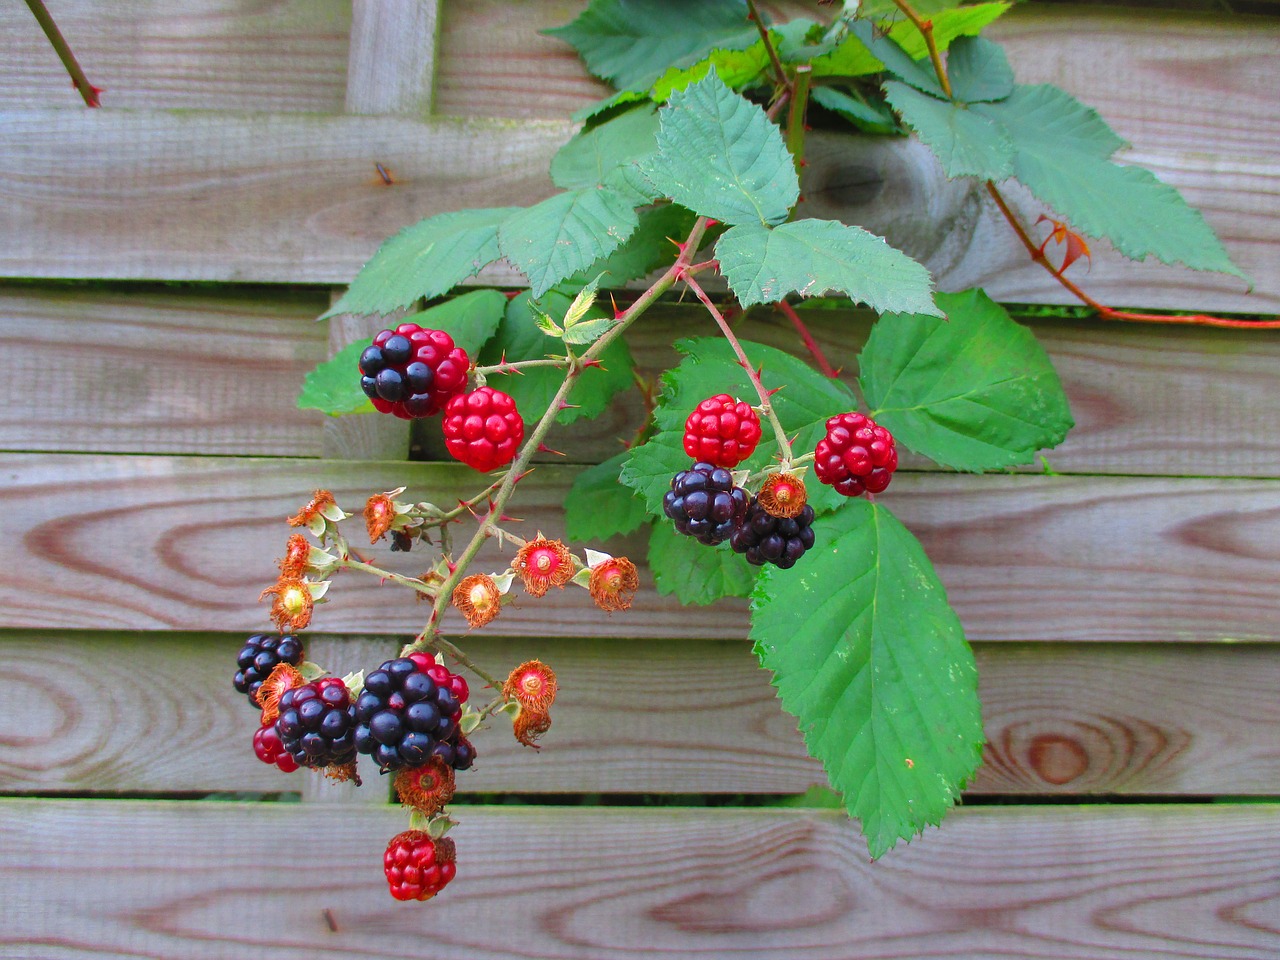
[324,207,517,319]
[297,340,374,416]
[481,290,634,425]
[716,219,941,315]
[651,38,773,102]
[498,188,641,298]
[860,288,1073,471]
[648,521,758,605]
[640,73,799,227]
[566,452,650,543]
[551,104,661,203]
[975,85,1247,279]
[395,289,507,357]
[945,35,1014,103]
[751,499,984,859]
[544,0,757,92]
[883,81,1013,180]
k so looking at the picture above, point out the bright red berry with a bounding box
[813,412,898,497]
[252,722,299,773]
[359,324,470,420]
[384,831,457,902]
[682,394,762,467]
[442,386,524,472]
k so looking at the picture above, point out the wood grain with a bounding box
[0,285,329,456]
[0,0,351,113]
[3,633,1277,797]
[1,800,1276,959]
[345,0,439,117]
[2,454,1280,643]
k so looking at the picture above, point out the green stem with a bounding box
[338,558,437,599]
[24,0,101,107]
[785,65,812,181]
[472,357,568,378]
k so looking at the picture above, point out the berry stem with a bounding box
[422,635,508,694]
[472,357,569,378]
[785,65,812,181]
[338,557,437,598]
[23,0,101,107]
[682,273,794,465]
[776,300,839,377]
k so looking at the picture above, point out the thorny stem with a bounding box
[404,216,714,672]
[338,557,437,599]
[746,0,790,93]
[776,300,839,377]
[24,0,101,107]
[889,0,952,99]
[472,357,568,378]
[682,273,794,466]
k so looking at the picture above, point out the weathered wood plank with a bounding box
[1,800,1276,959]
[2,455,1279,642]
[3,633,1277,796]
[345,0,439,117]
[0,0,351,112]
[0,286,329,456]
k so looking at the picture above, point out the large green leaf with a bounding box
[946,35,1014,103]
[975,85,1246,279]
[296,341,374,416]
[860,288,1073,471]
[812,5,1010,80]
[497,188,641,298]
[544,0,757,91]
[883,81,1013,180]
[395,289,507,357]
[551,104,661,204]
[716,219,941,315]
[650,39,773,102]
[640,73,799,227]
[566,452,650,542]
[751,499,984,858]
[618,428,696,517]
[811,86,898,135]
[481,291,634,425]
[648,522,758,605]
[324,207,517,319]
[563,204,696,290]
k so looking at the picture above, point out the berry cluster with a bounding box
[730,501,817,569]
[663,462,750,545]
[233,633,303,703]
[683,394,762,468]
[276,677,358,769]
[442,385,525,473]
[385,832,457,902]
[814,412,898,497]
[354,654,474,773]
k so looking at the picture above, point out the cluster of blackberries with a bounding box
[730,502,817,569]
[663,462,750,545]
[233,633,303,703]
[276,677,358,768]
[354,654,475,773]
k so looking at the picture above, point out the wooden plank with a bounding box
[3,633,1277,796]
[345,0,439,116]
[2,454,1279,643]
[0,0,351,113]
[0,285,329,456]
[1,800,1276,959]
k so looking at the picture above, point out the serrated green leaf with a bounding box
[812,4,1010,79]
[566,452,650,542]
[562,317,618,346]
[324,207,517,319]
[551,104,661,196]
[618,428,695,516]
[859,0,965,16]
[544,0,757,91]
[640,73,799,227]
[563,204,696,289]
[975,85,1246,278]
[571,89,651,124]
[532,306,563,338]
[946,35,1013,102]
[564,272,605,328]
[751,499,983,858]
[651,38,773,102]
[297,341,375,416]
[716,219,941,315]
[883,81,1013,179]
[843,20,944,96]
[648,522,758,604]
[498,188,641,298]
[396,289,507,357]
[482,291,634,425]
[860,288,1073,471]
[811,86,899,135]
[773,18,835,63]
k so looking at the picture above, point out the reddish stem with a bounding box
[776,301,840,377]
[745,0,791,93]
[24,0,101,107]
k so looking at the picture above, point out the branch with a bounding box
[776,300,839,377]
[745,0,790,93]
[889,0,952,98]
[24,0,101,107]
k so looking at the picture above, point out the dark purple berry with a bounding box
[729,500,816,569]
[354,655,470,774]
[233,633,304,704]
[663,461,749,545]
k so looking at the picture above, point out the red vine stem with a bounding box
[683,272,794,465]
[24,0,101,107]
[776,300,839,377]
[745,0,791,93]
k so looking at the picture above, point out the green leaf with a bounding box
[811,86,898,135]
[946,35,1014,102]
[482,291,634,425]
[773,18,835,63]
[650,39,773,102]
[544,0,757,91]
[566,452,649,542]
[751,499,984,858]
[640,72,799,227]
[860,288,1073,471]
[812,4,1011,78]
[883,81,1013,179]
[842,20,945,96]
[498,188,641,298]
[324,207,516,318]
[551,104,661,199]
[564,204,695,289]
[618,428,696,517]
[297,341,374,416]
[395,289,507,357]
[571,89,651,124]
[716,219,941,315]
[649,522,758,604]
[975,85,1246,278]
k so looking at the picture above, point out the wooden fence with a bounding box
[1,2,1278,957]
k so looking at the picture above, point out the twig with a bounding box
[888,0,952,98]
[24,0,101,107]
[745,0,791,93]
[776,300,840,377]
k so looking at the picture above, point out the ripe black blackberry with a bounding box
[233,633,304,704]
[274,677,358,768]
[730,500,817,569]
[662,461,749,545]
[354,654,470,773]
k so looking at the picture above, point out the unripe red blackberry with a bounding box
[274,677,357,769]
[813,412,898,497]
[384,832,456,902]
[662,461,749,545]
[442,386,524,472]
[233,633,304,705]
[682,394,762,468]
[354,654,470,773]
[252,722,299,773]
[359,324,470,420]
[730,500,816,569]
